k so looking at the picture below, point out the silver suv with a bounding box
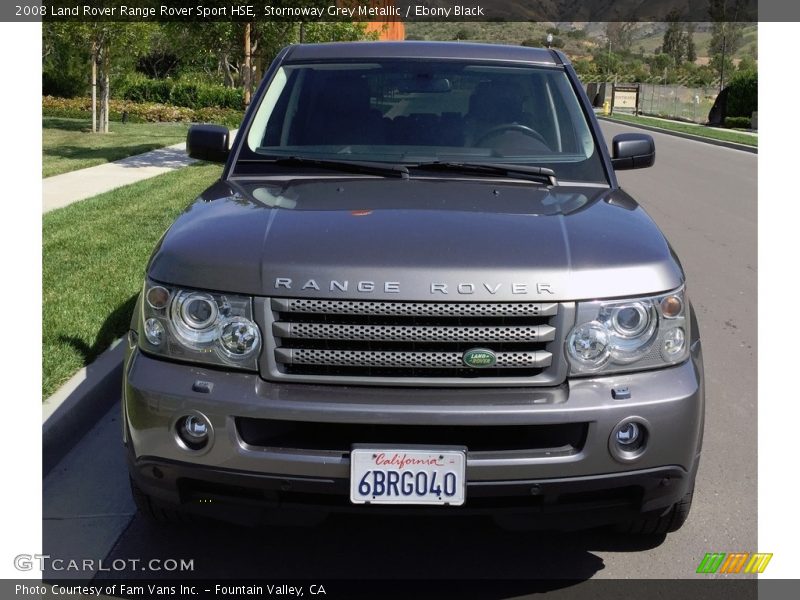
[124,42,704,534]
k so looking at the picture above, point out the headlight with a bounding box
[566,288,690,375]
[138,280,262,370]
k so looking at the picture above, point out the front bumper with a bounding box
[123,339,704,523]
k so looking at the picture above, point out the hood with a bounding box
[147,177,683,302]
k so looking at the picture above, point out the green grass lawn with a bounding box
[43,117,191,177]
[604,113,758,147]
[42,163,222,399]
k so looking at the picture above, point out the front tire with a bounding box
[129,477,194,524]
[617,487,694,535]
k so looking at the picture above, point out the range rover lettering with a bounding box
[124,42,704,534]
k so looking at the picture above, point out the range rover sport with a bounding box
[124,42,704,534]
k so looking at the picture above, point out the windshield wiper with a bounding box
[411,162,557,186]
[272,156,409,179]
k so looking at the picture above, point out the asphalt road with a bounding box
[43,121,757,590]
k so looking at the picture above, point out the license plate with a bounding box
[350,446,466,506]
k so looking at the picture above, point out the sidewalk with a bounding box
[42,142,196,213]
[42,129,237,213]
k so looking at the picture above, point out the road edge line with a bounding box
[599,116,758,154]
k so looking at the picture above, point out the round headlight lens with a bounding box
[219,317,261,359]
[662,327,686,358]
[567,322,610,369]
[180,293,218,330]
[611,303,650,338]
[170,291,221,347]
[144,318,165,346]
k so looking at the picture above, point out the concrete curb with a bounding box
[42,338,125,475]
[599,117,758,154]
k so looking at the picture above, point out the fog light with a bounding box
[616,422,641,446]
[609,418,648,462]
[176,414,211,451]
[182,415,208,439]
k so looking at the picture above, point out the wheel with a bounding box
[616,486,694,535]
[129,477,195,524]
[475,123,549,146]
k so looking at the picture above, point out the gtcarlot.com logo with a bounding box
[696,552,773,574]
[14,554,194,572]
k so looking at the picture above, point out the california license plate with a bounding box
[350,446,466,506]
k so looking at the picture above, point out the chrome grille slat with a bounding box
[264,297,568,384]
[275,348,552,369]
[273,321,556,343]
[271,298,558,317]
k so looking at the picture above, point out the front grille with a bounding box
[263,298,570,385]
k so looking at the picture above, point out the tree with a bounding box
[43,23,89,97]
[726,70,757,117]
[684,23,697,63]
[162,22,240,87]
[737,55,757,73]
[572,59,597,77]
[50,23,151,132]
[605,22,636,54]
[593,49,624,80]
[708,0,750,90]
[648,53,675,82]
[160,17,373,105]
[662,11,685,63]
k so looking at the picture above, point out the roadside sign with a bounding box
[611,84,640,114]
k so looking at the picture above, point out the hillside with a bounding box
[404,22,758,62]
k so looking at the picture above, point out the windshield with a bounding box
[245,60,607,184]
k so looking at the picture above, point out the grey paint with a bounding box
[147,179,683,302]
[283,41,562,66]
[124,345,702,490]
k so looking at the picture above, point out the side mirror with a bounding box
[611,133,655,170]
[187,124,230,163]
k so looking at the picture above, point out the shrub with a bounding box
[112,74,244,110]
[521,37,563,48]
[726,71,757,118]
[43,70,87,99]
[115,73,173,104]
[170,81,243,110]
[42,96,243,128]
[724,116,752,129]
